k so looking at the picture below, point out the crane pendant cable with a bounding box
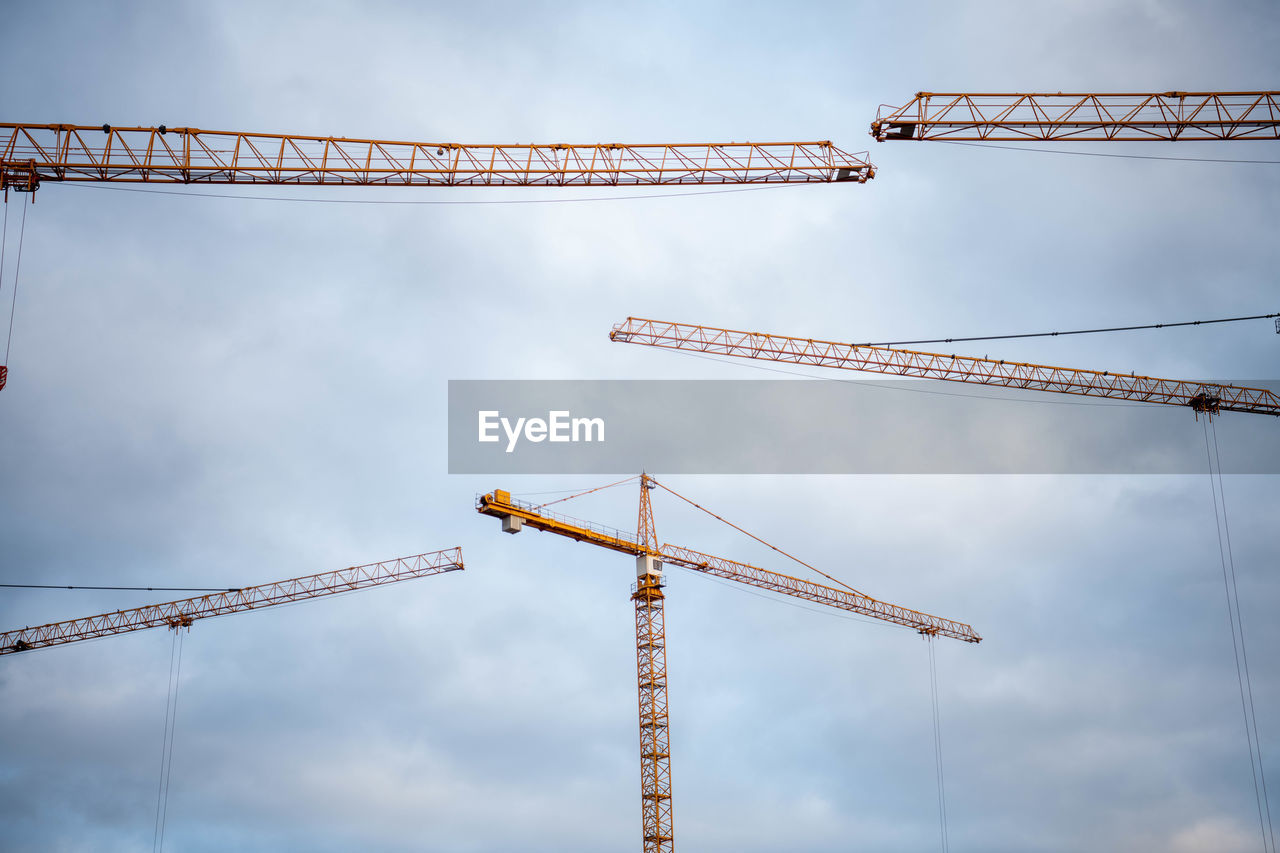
[1202,417,1276,853]
[153,625,186,853]
[0,193,29,391]
[928,636,951,853]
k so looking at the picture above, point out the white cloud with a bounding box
[2,2,1278,851]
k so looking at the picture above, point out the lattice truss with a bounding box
[871,91,1280,141]
[1,548,464,654]
[633,580,674,853]
[477,490,982,640]
[0,124,875,189]
[610,318,1280,418]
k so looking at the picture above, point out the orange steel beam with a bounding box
[0,547,464,654]
[0,124,875,191]
[479,490,642,556]
[661,545,980,643]
[871,91,1280,141]
[476,489,980,640]
[609,317,1280,418]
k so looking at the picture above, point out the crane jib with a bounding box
[608,318,1280,418]
[0,125,876,190]
[0,548,464,655]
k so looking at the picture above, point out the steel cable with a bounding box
[1209,418,1276,852]
[1202,418,1272,852]
[928,638,950,853]
[4,194,27,365]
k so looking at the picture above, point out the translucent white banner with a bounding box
[447,380,1280,474]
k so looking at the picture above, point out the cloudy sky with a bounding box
[1,2,1278,851]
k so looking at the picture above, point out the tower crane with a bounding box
[0,124,875,194]
[870,91,1280,142]
[0,123,874,392]
[608,317,1280,418]
[477,477,980,853]
[1,547,463,654]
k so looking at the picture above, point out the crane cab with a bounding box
[636,554,663,582]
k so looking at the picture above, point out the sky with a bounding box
[0,1,1278,851]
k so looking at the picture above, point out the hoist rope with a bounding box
[1,583,242,592]
[153,627,185,853]
[1211,417,1274,853]
[671,349,1164,410]
[0,199,9,314]
[0,199,9,376]
[57,180,802,205]
[534,475,639,510]
[1202,417,1275,853]
[927,637,950,852]
[850,311,1279,348]
[4,194,28,366]
[652,480,866,597]
[938,139,1280,165]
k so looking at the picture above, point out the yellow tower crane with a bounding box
[0,547,464,654]
[608,317,1280,418]
[478,476,980,853]
[0,123,874,392]
[2,548,463,850]
[0,124,875,194]
[870,91,1280,142]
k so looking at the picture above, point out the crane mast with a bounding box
[871,91,1280,142]
[0,124,875,192]
[608,317,1280,418]
[477,478,980,853]
[632,476,673,852]
[1,547,464,654]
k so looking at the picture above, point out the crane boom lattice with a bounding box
[1,547,464,654]
[871,91,1280,141]
[0,124,875,191]
[608,317,1280,418]
[660,545,980,642]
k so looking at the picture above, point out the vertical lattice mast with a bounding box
[476,484,981,848]
[634,475,674,852]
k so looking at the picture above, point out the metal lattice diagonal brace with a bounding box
[0,124,876,190]
[608,317,1280,418]
[1,548,464,654]
[870,91,1280,141]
